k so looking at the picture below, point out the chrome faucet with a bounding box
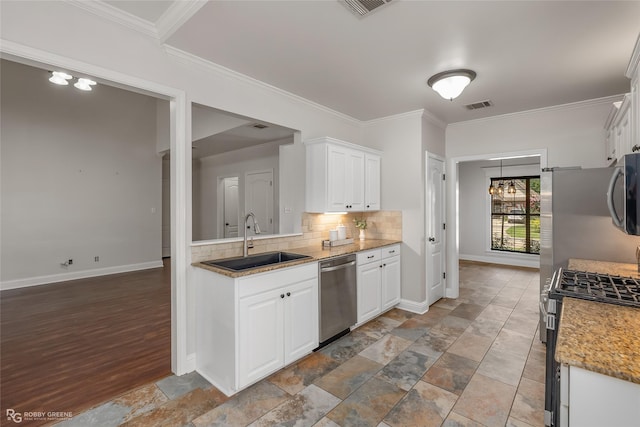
[243,212,261,257]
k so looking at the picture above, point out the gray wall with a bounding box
[1,59,162,286]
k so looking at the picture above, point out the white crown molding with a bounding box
[164,45,361,127]
[448,94,626,127]
[65,0,158,38]
[363,108,446,130]
[363,109,424,126]
[157,1,208,43]
[421,109,447,129]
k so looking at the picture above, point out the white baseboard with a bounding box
[1,260,165,290]
[460,253,540,269]
[397,298,429,314]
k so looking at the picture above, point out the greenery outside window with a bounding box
[490,176,540,254]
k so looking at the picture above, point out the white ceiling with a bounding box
[96,0,639,124]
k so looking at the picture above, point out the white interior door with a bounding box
[245,170,274,235]
[426,153,446,305]
[223,177,239,238]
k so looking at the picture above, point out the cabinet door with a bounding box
[347,149,365,211]
[364,153,381,211]
[567,365,640,427]
[327,144,349,211]
[357,262,382,324]
[381,256,401,310]
[238,290,284,388]
[283,277,319,364]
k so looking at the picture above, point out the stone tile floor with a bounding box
[56,261,544,426]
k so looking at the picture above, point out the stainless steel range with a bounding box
[541,268,640,426]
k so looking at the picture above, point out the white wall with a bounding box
[0,59,162,287]
[192,141,280,241]
[446,98,619,167]
[363,110,446,307]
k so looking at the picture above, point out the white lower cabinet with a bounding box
[560,364,640,427]
[381,252,401,310]
[357,244,401,324]
[194,262,318,396]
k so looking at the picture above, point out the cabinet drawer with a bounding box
[357,249,381,265]
[381,244,400,259]
[238,263,318,298]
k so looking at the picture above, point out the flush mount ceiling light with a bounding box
[427,69,476,101]
[74,78,97,91]
[49,71,73,85]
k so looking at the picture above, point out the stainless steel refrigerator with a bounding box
[539,167,640,341]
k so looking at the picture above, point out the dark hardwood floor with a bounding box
[1,260,171,426]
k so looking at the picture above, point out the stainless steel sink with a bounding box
[202,251,313,272]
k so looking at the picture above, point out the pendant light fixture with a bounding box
[489,160,507,196]
[427,69,476,101]
[508,180,517,194]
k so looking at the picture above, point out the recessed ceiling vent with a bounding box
[252,123,269,129]
[342,0,392,16]
[465,100,493,110]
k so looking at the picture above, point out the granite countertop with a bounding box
[568,258,639,279]
[194,239,401,278]
[555,297,640,384]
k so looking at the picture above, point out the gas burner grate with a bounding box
[556,270,640,307]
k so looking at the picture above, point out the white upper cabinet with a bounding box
[364,153,381,211]
[305,137,381,213]
[606,34,640,162]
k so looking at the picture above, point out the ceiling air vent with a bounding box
[342,0,392,16]
[252,123,268,129]
[465,100,494,110]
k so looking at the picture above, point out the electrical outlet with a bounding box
[94,256,99,262]
[68,259,73,265]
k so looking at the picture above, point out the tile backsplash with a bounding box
[191,211,402,263]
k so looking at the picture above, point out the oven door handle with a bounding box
[540,292,548,319]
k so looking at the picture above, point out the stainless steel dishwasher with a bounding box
[318,254,357,347]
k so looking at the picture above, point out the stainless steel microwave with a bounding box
[607,153,640,235]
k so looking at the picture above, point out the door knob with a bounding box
[428,237,435,242]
